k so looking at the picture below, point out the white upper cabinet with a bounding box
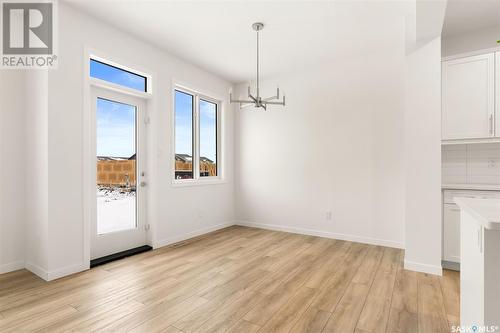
[442,53,495,140]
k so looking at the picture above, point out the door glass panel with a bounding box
[96,98,137,234]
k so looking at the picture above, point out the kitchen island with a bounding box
[454,197,500,330]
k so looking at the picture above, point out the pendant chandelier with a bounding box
[230,22,286,110]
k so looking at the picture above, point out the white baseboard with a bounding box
[154,222,235,249]
[48,262,88,281]
[25,261,88,281]
[404,259,443,276]
[0,261,24,274]
[16,222,440,279]
[236,221,404,249]
[25,261,49,281]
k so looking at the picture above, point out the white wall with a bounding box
[404,37,442,275]
[234,14,444,276]
[0,71,27,273]
[442,25,500,57]
[25,71,50,277]
[234,19,407,249]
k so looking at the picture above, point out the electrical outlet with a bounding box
[488,159,496,168]
[326,211,332,221]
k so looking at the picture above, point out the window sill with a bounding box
[171,178,227,188]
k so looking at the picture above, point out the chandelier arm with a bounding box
[230,92,257,104]
[262,99,286,105]
[230,98,256,104]
[262,95,278,102]
[262,87,280,101]
[240,103,255,109]
[248,94,257,103]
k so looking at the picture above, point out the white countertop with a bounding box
[454,197,500,230]
[442,183,500,191]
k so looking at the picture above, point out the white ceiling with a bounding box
[442,0,500,37]
[65,1,412,83]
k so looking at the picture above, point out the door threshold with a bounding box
[90,245,152,268]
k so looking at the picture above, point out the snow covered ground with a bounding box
[97,187,136,234]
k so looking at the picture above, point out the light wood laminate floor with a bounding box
[0,226,459,332]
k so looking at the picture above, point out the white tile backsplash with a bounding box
[442,145,467,184]
[442,143,500,185]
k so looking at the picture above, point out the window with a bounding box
[174,90,194,179]
[90,58,147,92]
[174,88,220,181]
[199,99,218,177]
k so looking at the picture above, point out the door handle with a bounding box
[489,114,494,136]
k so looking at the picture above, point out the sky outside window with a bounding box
[90,59,147,92]
[199,99,217,163]
[96,98,136,159]
[175,90,194,157]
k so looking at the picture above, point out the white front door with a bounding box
[91,87,147,260]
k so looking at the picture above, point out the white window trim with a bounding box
[172,85,223,186]
[89,77,152,100]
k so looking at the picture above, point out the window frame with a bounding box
[173,89,195,181]
[173,85,222,186]
[198,98,219,179]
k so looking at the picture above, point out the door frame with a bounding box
[83,47,155,269]
[90,87,147,260]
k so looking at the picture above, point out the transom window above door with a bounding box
[90,58,148,93]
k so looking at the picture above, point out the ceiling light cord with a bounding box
[256,27,260,101]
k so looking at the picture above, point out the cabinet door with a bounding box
[442,53,495,140]
[443,203,461,263]
[460,210,484,327]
